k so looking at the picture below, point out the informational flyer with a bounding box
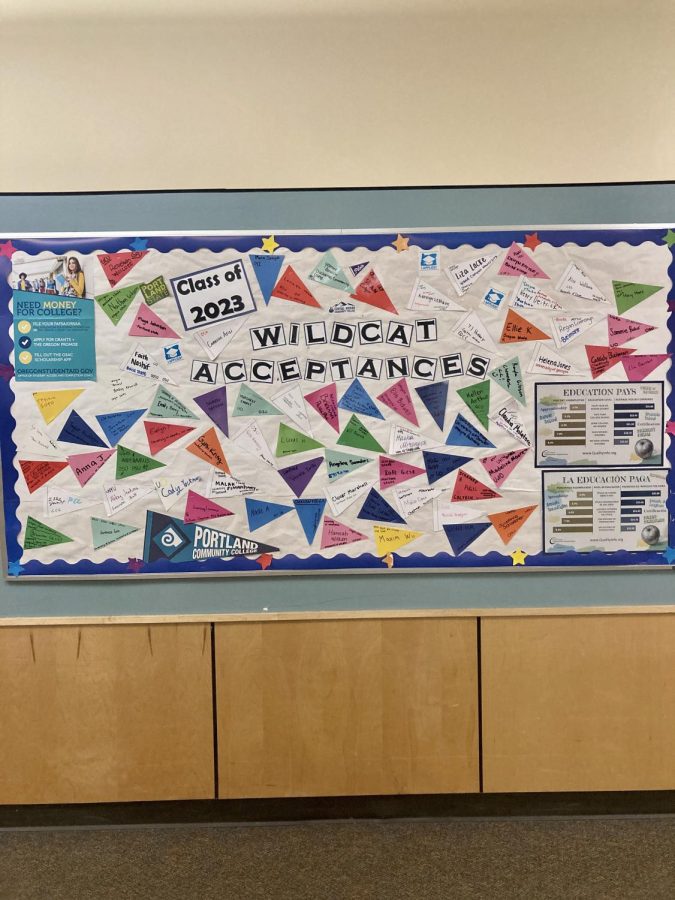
[535,382,664,467]
[543,468,668,554]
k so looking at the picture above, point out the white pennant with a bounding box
[45,488,99,518]
[193,319,244,361]
[527,342,577,377]
[510,276,563,311]
[452,310,499,353]
[272,383,313,436]
[153,473,204,511]
[121,344,177,385]
[393,484,442,518]
[389,425,443,455]
[324,475,374,516]
[231,421,276,468]
[407,279,465,312]
[555,262,607,304]
[488,403,532,448]
[445,253,498,296]
[103,482,154,517]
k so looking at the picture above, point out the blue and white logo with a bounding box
[482,285,507,309]
[163,343,182,364]
[153,523,189,558]
[420,251,439,272]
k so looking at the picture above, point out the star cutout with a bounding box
[510,548,528,566]
[261,235,280,253]
[256,552,273,570]
[662,229,675,248]
[667,301,675,312]
[662,546,675,564]
[0,240,17,258]
[0,363,14,382]
[127,557,144,573]
[523,232,542,251]
[382,552,394,569]
[666,421,675,435]
[392,234,409,253]
[130,237,148,251]
[8,560,24,576]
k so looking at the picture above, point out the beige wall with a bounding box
[2,0,674,192]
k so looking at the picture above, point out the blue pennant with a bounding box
[58,410,107,448]
[416,381,448,431]
[249,254,284,305]
[422,450,471,485]
[357,488,405,524]
[245,497,294,532]
[338,379,384,419]
[293,498,327,545]
[95,409,146,446]
[443,522,492,555]
[445,413,495,449]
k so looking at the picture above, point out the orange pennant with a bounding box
[488,504,538,544]
[186,426,230,473]
[271,265,321,308]
[500,309,550,343]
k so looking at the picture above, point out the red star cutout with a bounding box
[523,233,542,251]
[256,553,273,570]
[666,421,675,435]
[0,240,17,258]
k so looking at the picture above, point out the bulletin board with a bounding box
[0,217,673,582]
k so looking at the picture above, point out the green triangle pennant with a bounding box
[308,250,352,292]
[149,385,198,419]
[23,516,73,550]
[91,516,140,550]
[336,414,385,453]
[275,423,324,457]
[488,357,525,406]
[612,281,663,315]
[456,381,491,430]
[325,448,372,480]
[233,384,282,417]
[116,445,166,479]
[95,283,142,326]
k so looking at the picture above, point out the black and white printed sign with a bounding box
[170,260,257,331]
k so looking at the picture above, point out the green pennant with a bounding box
[275,423,324,457]
[148,385,198,419]
[488,357,526,406]
[612,281,663,315]
[324,449,372,480]
[336,414,385,454]
[457,381,491,430]
[308,250,352,292]
[116,445,165,479]
[23,516,73,550]
[91,517,140,550]
[233,384,282,417]
[95,283,142,326]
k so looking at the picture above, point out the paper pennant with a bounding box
[392,484,441,519]
[68,449,116,486]
[305,383,340,432]
[422,450,471,485]
[153,474,204,511]
[452,470,501,501]
[115,445,164,479]
[140,275,170,306]
[193,386,229,437]
[27,424,61,458]
[612,280,662,315]
[445,413,495,449]
[479,448,529,488]
[510,276,562,310]
[607,313,656,347]
[249,253,285,304]
[245,497,294,531]
[320,516,367,550]
[488,505,537,544]
[556,262,607,304]
[106,375,148,407]
[457,381,491,430]
[452,311,499,353]
[95,409,146,446]
[293,498,326,544]
[443,522,492,555]
[338,379,384,420]
[186,427,230,473]
[122,345,176,385]
[446,253,498,296]
[498,242,549,279]
[103,482,154,517]
[337,414,385,453]
[415,381,448,431]
[46,487,99,518]
[526,343,576,377]
[373,525,423,556]
[208,472,257,498]
[91,516,139,550]
[57,410,107,448]
[377,378,418,426]
[144,421,195,455]
[233,421,276,467]
[351,269,398,314]
[324,475,375,516]
[489,357,526,405]
[388,425,441,455]
[489,403,532,448]
[128,302,179,339]
[19,459,68,494]
[551,314,599,349]
[276,422,324,457]
[433,499,481,530]
[379,456,425,489]
[271,265,321,308]
[183,490,233,524]
[500,309,550,343]
[621,354,670,381]
[95,283,141,325]
[585,344,635,379]
[148,385,197,419]
[23,516,73,550]
[273,384,313,435]
[33,389,84,425]
[194,319,244,361]
[407,279,465,312]
[308,250,352,292]
[233,384,282,417]
[97,250,149,288]
[357,488,406,524]
[277,456,323,497]
[349,262,369,278]
[325,448,372,480]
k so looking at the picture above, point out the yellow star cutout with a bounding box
[261,234,280,253]
[510,549,528,566]
[392,233,409,253]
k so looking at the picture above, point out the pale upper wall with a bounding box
[1,0,674,191]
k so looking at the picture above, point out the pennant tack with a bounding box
[144,421,195,455]
[33,389,83,424]
[373,525,423,556]
[351,269,398,314]
[46,487,99,518]
[443,522,492,555]
[551,315,599,349]
[194,386,229,437]
[621,354,670,381]
[446,253,498,296]
[489,357,526,405]
[324,476,375,516]
[407,279,465,312]
[325,449,372,481]
[452,311,499,353]
[498,242,549,279]
[194,318,244,361]
[338,379,384,420]
[91,516,139,550]
[422,450,471,485]
[249,253,284,304]
[320,516,367,550]
[377,378,419,426]
[388,425,441,455]
[95,283,141,325]
[103,482,154,517]
[245,497,294,531]
[293,498,327,544]
[97,250,149,288]
[186,427,230,473]
[445,413,495,449]
[527,343,576,377]
[305,383,340,432]
[233,421,276,467]
[452,470,502,502]
[23,516,73,550]
[276,422,324,457]
[273,384,313,435]
[129,302,179,339]
[20,459,69,494]
[488,403,532,448]
[95,409,146,446]
[479,448,530,488]
[556,262,607,304]
[357,488,406,524]
[500,309,550,343]
[612,280,662,315]
[308,250,352,292]
[510,276,562,310]
[457,381,491,430]
[271,265,321,308]
[607,314,656,347]
[148,385,197,419]
[379,456,425,489]
[415,381,448,431]
[277,456,324,497]
[68,449,116,486]
[115,445,164,480]
[183,490,233,524]
[488,505,538,544]
[585,345,635,379]
[392,484,442,519]
[337,415,385,454]
[233,384,282,417]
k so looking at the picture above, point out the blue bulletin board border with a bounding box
[0,223,673,579]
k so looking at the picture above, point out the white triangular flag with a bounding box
[551,314,601,349]
[555,262,607,304]
[28,423,61,458]
[209,471,258,498]
[121,344,177,385]
[106,374,152,406]
[231,421,276,468]
[407,279,466,312]
[433,499,482,531]
[153,473,204,511]
[527,342,578,377]
[488,403,532,448]
[452,310,499,353]
[393,484,442,518]
[45,488,99,518]
[103,482,154,517]
[324,475,375,516]
[510,276,563,311]
[446,253,498,296]
[272,383,313,436]
[193,319,244,361]
[389,425,443,455]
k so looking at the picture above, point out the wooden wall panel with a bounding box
[0,624,214,804]
[482,615,675,792]
[215,618,478,798]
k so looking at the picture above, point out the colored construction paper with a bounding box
[337,415,385,453]
[585,345,635,379]
[305,383,340,432]
[144,421,195,455]
[249,253,284,304]
[233,384,282,417]
[186,427,230,473]
[324,449,372,480]
[148,385,197,419]
[339,379,384,420]
[183,490,233,524]
[621,354,670,381]
[498,242,549,279]
[612,280,662,315]
[351,269,398,314]
[500,309,550,343]
[452,470,501,501]
[293,498,327,544]
[415,381,448,431]
[245,497,294,531]
[377,378,418,426]
[457,381,491,430]
[379,456,425,489]
[68,448,116,486]
[95,284,141,325]
[445,413,495,449]
[194,386,229,436]
[115,445,164,479]
[140,275,170,306]
[276,423,324,457]
[33,388,83,424]
[443,521,492,555]
[91,516,139,550]
[95,409,146,446]
[271,265,321,308]
[489,357,526,405]
[357,488,406,524]
[19,459,68,493]
[23,516,73,550]
[97,250,148,287]
[320,516,367,550]
[129,302,179,339]
[488,505,537,544]
[58,410,107,448]
[308,250,352,292]
[479,448,529,488]
[277,456,323,497]
[607,314,656,347]
[373,525,423,556]
[422,450,471,485]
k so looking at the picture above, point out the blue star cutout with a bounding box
[662,546,675,564]
[130,237,148,251]
[8,560,24,576]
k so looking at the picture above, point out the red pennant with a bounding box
[377,378,419,426]
[271,265,321,308]
[500,309,551,343]
[183,490,233,524]
[19,459,68,494]
[452,469,501,501]
[351,269,398,314]
[379,456,425,489]
[97,251,149,288]
[585,344,635,379]
[144,421,195,455]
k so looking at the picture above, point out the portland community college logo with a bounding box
[143,511,278,564]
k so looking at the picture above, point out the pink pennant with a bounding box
[305,383,339,432]
[97,251,148,288]
[129,302,180,339]
[479,448,530,488]
[379,456,426,489]
[68,449,116,487]
[498,242,549,279]
[320,516,367,550]
[621,354,671,382]
[377,378,419,426]
[607,314,656,348]
[183,490,233,524]
[452,469,501,502]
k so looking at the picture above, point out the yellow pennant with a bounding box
[33,389,84,424]
[373,525,423,557]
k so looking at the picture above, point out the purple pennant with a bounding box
[277,456,323,498]
[194,386,228,437]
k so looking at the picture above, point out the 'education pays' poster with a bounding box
[0,226,672,579]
